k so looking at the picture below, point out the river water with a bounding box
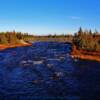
[0,42,100,100]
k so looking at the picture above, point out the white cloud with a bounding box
[69,16,81,20]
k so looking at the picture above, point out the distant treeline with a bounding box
[73,27,100,52]
[26,34,73,42]
[0,29,100,52]
[0,31,73,44]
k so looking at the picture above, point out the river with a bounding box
[0,42,100,100]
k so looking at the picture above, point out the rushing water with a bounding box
[0,42,100,100]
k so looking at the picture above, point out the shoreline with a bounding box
[0,42,100,62]
[71,45,100,62]
[0,42,32,51]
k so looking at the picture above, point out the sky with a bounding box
[0,0,100,35]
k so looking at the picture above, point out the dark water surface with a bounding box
[0,42,100,100]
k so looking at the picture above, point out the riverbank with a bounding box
[0,40,32,51]
[71,45,100,62]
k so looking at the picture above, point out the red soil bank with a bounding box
[0,43,32,51]
[71,45,100,62]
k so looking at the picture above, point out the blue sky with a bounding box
[0,0,100,35]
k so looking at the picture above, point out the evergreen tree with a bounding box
[0,33,8,44]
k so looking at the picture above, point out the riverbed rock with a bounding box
[33,60,44,65]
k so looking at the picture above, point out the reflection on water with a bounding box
[0,42,100,100]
